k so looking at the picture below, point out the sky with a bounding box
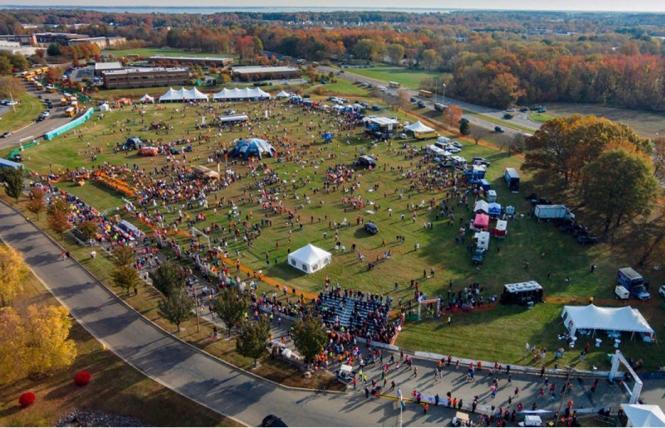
[1,0,665,12]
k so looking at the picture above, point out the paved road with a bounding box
[0,88,72,150]
[321,66,539,139]
[1,201,664,426]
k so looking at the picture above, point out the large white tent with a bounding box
[288,244,332,274]
[212,87,271,101]
[159,87,209,102]
[622,404,665,427]
[140,94,155,103]
[404,120,436,139]
[276,90,291,98]
[561,304,654,337]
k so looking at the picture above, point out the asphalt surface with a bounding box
[0,88,73,150]
[321,66,540,139]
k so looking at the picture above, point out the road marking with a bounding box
[19,135,34,142]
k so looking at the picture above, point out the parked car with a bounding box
[364,222,379,235]
[494,126,504,133]
[503,113,514,120]
[36,111,50,122]
[417,100,426,108]
[1,131,12,138]
[658,284,665,298]
[519,107,529,112]
[261,415,287,427]
[472,157,490,166]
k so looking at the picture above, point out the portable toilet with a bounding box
[487,189,497,203]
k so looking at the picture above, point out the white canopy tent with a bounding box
[212,87,271,101]
[276,90,291,98]
[185,87,209,101]
[159,87,181,102]
[140,94,155,103]
[288,244,332,274]
[474,200,489,213]
[561,304,654,338]
[405,120,435,133]
[159,87,209,102]
[474,231,490,251]
[622,404,665,427]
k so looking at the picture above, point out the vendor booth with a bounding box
[500,281,543,305]
[473,213,490,230]
[288,244,332,274]
[561,304,654,341]
[140,94,155,104]
[473,200,489,214]
[492,219,507,238]
[213,87,271,101]
[230,138,275,159]
[404,121,437,139]
[488,202,502,217]
[474,231,490,251]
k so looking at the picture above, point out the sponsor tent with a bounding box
[493,219,507,237]
[474,231,490,251]
[404,121,437,139]
[212,87,271,101]
[622,404,665,427]
[488,202,502,217]
[231,138,275,159]
[159,87,208,102]
[140,94,155,104]
[561,304,654,338]
[288,244,332,274]
[473,213,490,230]
[473,200,489,213]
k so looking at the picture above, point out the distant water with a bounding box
[0,5,453,14]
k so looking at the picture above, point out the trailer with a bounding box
[504,168,520,192]
[500,281,543,305]
[534,204,575,221]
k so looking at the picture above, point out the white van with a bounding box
[615,285,630,300]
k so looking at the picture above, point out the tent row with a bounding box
[158,87,272,103]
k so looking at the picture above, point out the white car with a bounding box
[658,285,665,298]
[615,285,630,300]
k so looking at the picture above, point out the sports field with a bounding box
[348,66,445,90]
[12,94,665,370]
[0,92,42,132]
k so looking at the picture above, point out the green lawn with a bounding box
[528,111,556,123]
[306,80,369,97]
[14,95,665,371]
[103,47,232,59]
[0,92,42,132]
[348,66,444,90]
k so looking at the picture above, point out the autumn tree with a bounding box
[26,187,45,219]
[112,245,135,267]
[471,127,487,145]
[386,43,405,65]
[581,149,658,236]
[524,115,648,187]
[112,265,142,296]
[419,49,441,71]
[291,315,327,365]
[236,317,270,367]
[1,167,23,200]
[47,197,70,236]
[77,219,98,242]
[443,104,462,128]
[0,307,26,382]
[45,67,63,84]
[23,304,77,376]
[0,245,28,306]
[149,261,184,297]
[0,76,25,101]
[396,89,411,110]
[213,288,248,337]
[158,289,193,333]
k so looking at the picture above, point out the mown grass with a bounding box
[348,66,445,90]
[103,47,232,59]
[0,92,42,132]
[10,95,665,370]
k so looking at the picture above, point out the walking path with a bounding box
[2,200,664,426]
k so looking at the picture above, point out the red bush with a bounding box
[74,370,92,386]
[19,391,36,408]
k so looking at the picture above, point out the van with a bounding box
[614,285,630,300]
[617,267,651,300]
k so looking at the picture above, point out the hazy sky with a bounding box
[1,0,665,12]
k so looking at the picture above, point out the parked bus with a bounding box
[388,81,400,88]
[418,89,433,98]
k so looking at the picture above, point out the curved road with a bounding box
[0,201,413,427]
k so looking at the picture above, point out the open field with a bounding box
[545,103,665,137]
[0,92,42,132]
[10,93,665,370]
[0,261,237,427]
[527,111,556,123]
[347,66,444,90]
[306,80,370,97]
[103,47,232,59]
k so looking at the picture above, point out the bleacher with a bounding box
[317,289,396,343]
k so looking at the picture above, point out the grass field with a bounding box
[347,66,444,90]
[306,80,370,97]
[544,103,665,137]
[103,47,231,59]
[0,263,237,427]
[527,111,556,123]
[0,92,42,132]
[11,94,665,371]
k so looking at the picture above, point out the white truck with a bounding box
[534,204,575,221]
